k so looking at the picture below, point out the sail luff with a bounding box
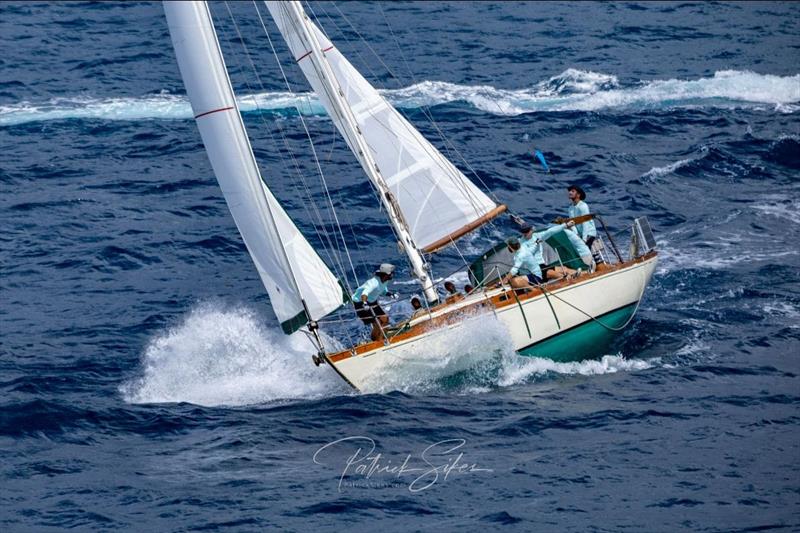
[164,0,345,333]
[268,1,439,303]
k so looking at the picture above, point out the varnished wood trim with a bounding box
[326,251,657,363]
[422,205,508,253]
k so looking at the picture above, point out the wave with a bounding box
[751,197,800,225]
[641,156,696,180]
[656,233,799,274]
[2,69,798,126]
[120,303,351,407]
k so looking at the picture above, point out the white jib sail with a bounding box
[266,1,504,253]
[164,1,344,333]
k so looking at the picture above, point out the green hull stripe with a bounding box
[518,303,638,362]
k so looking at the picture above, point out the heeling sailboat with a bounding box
[165,1,658,392]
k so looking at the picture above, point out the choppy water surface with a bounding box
[1,2,798,531]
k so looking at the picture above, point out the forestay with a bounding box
[164,1,345,333]
[266,1,505,253]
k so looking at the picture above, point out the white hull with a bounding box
[327,255,657,392]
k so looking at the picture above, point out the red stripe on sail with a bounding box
[295,50,312,62]
[194,106,233,119]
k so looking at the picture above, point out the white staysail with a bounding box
[265,1,506,254]
[164,1,345,333]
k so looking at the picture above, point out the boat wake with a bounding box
[495,353,656,388]
[122,302,659,405]
[3,69,797,126]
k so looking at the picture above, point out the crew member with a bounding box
[352,263,396,341]
[564,225,595,272]
[442,280,463,303]
[409,296,426,319]
[520,222,577,280]
[500,237,544,290]
[567,184,604,264]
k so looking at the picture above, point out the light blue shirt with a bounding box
[522,223,567,266]
[509,245,542,279]
[564,227,591,258]
[568,200,597,239]
[351,276,389,303]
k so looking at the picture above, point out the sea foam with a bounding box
[121,303,350,406]
[2,70,797,126]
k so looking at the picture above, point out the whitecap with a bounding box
[3,69,798,126]
[751,197,800,225]
[641,157,695,180]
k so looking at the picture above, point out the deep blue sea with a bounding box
[2,1,799,531]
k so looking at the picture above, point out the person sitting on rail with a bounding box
[500,237,545,290]
[409,296,427,319]
[443,280,464,303]
[519,222,578,280]
[352,263,396,341]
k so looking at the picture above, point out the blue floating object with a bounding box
[534,149,550,173]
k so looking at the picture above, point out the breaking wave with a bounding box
[2,69,797,126]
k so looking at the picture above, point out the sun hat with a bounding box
[375,263,396,276]
[569,184,586,200]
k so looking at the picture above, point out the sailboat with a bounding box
[164,1,658,391]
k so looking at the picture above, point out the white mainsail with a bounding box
[265,1,506,254]
[164,1,345,334]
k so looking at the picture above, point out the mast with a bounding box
[278,1,438,303]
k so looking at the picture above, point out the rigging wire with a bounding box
[272,1,435,290]
[219,1,359,295]
[312,2,509,258]
[247,4,358,288]
[274,3,401,237]
[374,1,515,194]
[334,1,506,210]
[219,4,340,270]
[254,3,372,281]
[251,1,410,345]
[309,3,495,224]
[304,4,480,277]
[217,2,370,349]
[296,7,479,287]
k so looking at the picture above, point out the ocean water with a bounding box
[2,1,799,531]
